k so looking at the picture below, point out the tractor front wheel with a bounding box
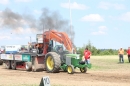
[67,65,75,74]
[80,67,87,73]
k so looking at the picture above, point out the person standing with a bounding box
[126,47,130,63]
[84,48,91,64]
[118,48,124,63]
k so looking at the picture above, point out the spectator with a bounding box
[84,48,91,64]
[126,47,130,63]
[118,47,124,63]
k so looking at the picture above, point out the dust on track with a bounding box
[0,65,130,86]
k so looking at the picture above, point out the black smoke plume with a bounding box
[0,8,75,41]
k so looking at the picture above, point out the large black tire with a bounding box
[45,52,61,73]
[5,60,11,69]
[0,60,3,65]
[25,62,32,71]
[11,60,16,70]
[67,65,75,74]
[80,67,87,73]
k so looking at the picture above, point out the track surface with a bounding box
[0,65,130,86]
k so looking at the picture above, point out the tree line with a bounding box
[76,41,127,57]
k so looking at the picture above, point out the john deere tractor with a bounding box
[44,43,91,74]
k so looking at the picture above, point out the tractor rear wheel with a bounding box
[45,52,61,73]
[67,65,75,74]
[80,67,87,73]
[5,60,11,69]
[11,60,16,70]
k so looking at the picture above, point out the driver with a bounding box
[58,47,63,52]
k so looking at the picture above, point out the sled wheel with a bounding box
[5,60,11,69]
[25,62,32,71]
[11,60,16,70]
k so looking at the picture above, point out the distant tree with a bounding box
[76,47,84,58]
[76,40,120,56]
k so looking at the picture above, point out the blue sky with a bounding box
[0,0,130,49]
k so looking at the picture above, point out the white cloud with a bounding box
[12,27,24,34]
[81,14,104,22]
[14,37,22,40]
[0,18,2,27]
[119,12,130,22]
[92,31,106,35]
[113,4,125,10]
[98,2,125,10]
[98,2,110,10]
[0,0,9,4]
[91,26,107,35]
[0,35,12,40]
[15,0,31,2]
[61,2,88,10]
[0,0,9,5]
[99,26,107,31]
[11,27,39,34]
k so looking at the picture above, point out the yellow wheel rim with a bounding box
[81,68,84,72]
[68,66,72,73]
[47,56,54,70]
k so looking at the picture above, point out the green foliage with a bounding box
[76,40,122,56]
[76,47,84,57]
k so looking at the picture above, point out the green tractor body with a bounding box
[60,54,92,74]
[44,40,92,74]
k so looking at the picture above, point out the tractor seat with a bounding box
[79,61,85,65]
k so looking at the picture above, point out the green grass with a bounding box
[90,55,130,71]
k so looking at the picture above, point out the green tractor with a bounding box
[60,54,91,74]
[44,43,91,74]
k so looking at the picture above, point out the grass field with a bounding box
[91,55,130,71]
[0,55,130,86]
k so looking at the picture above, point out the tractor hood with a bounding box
[65,54,80,59]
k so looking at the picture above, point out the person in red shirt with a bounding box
[84,48,91,64]
[127,47,130,63]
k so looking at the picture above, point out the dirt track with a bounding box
[0,64,130,86]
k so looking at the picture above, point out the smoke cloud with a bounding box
[0,8,75,41]
[0,8,24,29]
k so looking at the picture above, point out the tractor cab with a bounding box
[48,40,69,53]
[47,40,70,63]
